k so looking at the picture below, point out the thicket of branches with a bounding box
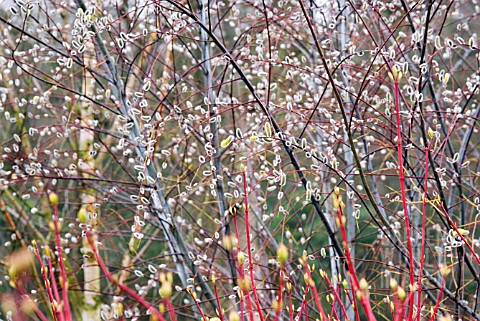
[0,0,479,320]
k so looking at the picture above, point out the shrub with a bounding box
[0,0,479,320]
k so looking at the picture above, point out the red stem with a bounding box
[164,299,178,321]
[439,204,480,266]
[187,289,208,321]
[342,277,361,321]
[304,265,327,321]
[244,291,255,321]
[393,291,406,321]
[33,243,60,321]
[321,272,348,318]
[16,283,49,321]
[212,281,224,320]
[47,257,64,321]
[387,297,394,321]
[336,193,376,321]
[294,283,310,320]
[86,232,166,321]
[239,296,245,321]
[52,204,72,321]
[416,138,433,321]
[310,284,330,321]
[427,279,445,321]
[26,296,50,321]
[393,79,415,320]
[287,287,294,321]
[241,169,266,321]
[273,269,284,321]
[232,214,250,321]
